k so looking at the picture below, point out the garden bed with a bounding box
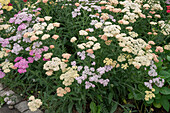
[0,0,170,113]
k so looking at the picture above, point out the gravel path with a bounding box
[0,104,20,113]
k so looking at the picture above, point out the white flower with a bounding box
[44,16,52,21]
[43,53,53,59]
[41,34,50,40]
[95,22,103,29]
[28,96,42,112]
[41,22,47,26]
[29,96,35,101]
[150,22,157,25]
[88,36,97,42]
[79,30,88,36]
[70,37,77,43]
[47,23,54,30]
[92,43,101,50]
[35,30,43,35]
[104,22,112,26]
[77,44,85,49]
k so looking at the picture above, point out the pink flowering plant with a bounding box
[0,0,170,113]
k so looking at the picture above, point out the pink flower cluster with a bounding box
[14,57,34,73]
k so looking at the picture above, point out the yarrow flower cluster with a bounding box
[0,0,13,11]
[145,88,155,101]
[56,87,71,97]
[28,96,42,112]
[14,57,34,73]
[43,57,67,76]
[144,61,165,89]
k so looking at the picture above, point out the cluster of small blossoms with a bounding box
[158,20,170,35]
[0,37,9,47]
[75,61,111,89]
[0,48,8,58]
[72,0,101,18]
[145,88,155,101]
[77,36,101,51]
[144,61,165,89]
[43,57,67,76]
[4,92,15,105]
[164,43,170,50]
[60,66,79,86]
[0,69,5,78]
[14,57,34,73]
[103,24,121,37]
[147,0,163,11]
[103,58,117,67]
[11,43,24,55]
[77,51,95,60]
[56,87,71,97]
[116,34,153,69]
[9,11,33,31]
[24,16,60,42]
[0,61,13,73]
[27,45,47,61]
[117,0,147,24]
[0,24,11,31]
[0,0,13,11]
[28,96,42,112]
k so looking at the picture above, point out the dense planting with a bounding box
[0,0,170,113]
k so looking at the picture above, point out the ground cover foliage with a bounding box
[0,0,170,113]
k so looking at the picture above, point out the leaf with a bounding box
[68,102,74,113]
[108,93,113,104]
[128,93,133,99]
[97,105,101,113]
[161,96,170,112]
[167,55,170,61]
[160,87,170,95]
[155,61,163,67]
[97,95,103,102]
[110,102,118,113]
[134,93,143,100]
[75,103,83,113]
[153,85,159,94]
[90,102,96,113]
[146,99,154,104]
[159,71,170,79]
[155,93,161,99]
[153,102,162,108]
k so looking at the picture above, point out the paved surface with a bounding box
[0,104,20,113]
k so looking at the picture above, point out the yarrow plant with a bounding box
[0,0,169,112]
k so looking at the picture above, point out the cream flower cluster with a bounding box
[0,24,10,30]
[147,0,163,11]
[103,58,117,67]
[60,67,79,86]
[77,36,101,51]
[129,31,138,38]
[43,53,53,59]
[145,88,155,101]
[28,96,42,112]
[0,61,13,73]
[70,37,77,43]
[79,30,88,36]
[119,0,146,24]
[116,34,153,68]
[56,87,71,97]
[164,43,170,50]
[0,49,8,58]
[103,24,121,37]
[43,57,67,76]
[158,20,170,35]
[23,17,60,41]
